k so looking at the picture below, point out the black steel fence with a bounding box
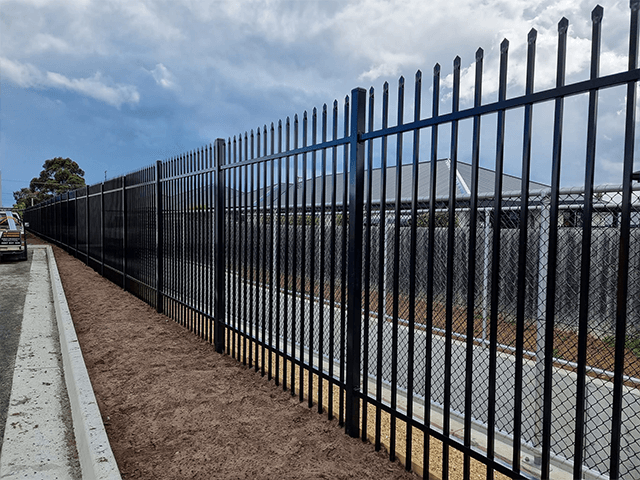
[25,4,640,479]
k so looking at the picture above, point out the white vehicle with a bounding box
[0,211,28,261]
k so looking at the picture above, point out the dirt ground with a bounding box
[31,236,424,480]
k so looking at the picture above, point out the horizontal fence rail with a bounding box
[25,4,640,479]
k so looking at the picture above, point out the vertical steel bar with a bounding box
[487,39,509,480]
[269,124,275,381]
[610,2,639,478]
[443,57,461,480]
[123,175,128,290]
[276,120,283,387]
[292,115,299,397]
[192,151,197,331]
[300,112,308,402]
[249,134,256,369]
[318,104,328,414]
[227,151,233,354]
[262,126,268,376]
[361,87,374,440]
[390,76,404,461]
[180,156,185,327]
[100,183,105,277]
[209,146,215,343]
[328,101,338,420]
[513,29,536,475]
[340,95,350,426]
[233,142,240,359]
[214,139,226,353]
[283,118,291,392]
[197,149,202,336]
[243,138,249,365]
[156,160,163,313]
[345,87,366,438]
[405,71,422,469]
[308,108,317,408]
[75,188,79,260]
[464,49,483,480]
[233,140,239,359]
[86,184,89,265]
[375,82,390,451]
[573,8,602,477]
[200,148,205,338]
[539,18,567,475]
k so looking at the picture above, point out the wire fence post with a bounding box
[345,87,366,438]
[214,138,226,354]
[156,160,164,313]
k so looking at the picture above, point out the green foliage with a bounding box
[13,157,86,209]
[604,335,640,358]
[415,212,450,228]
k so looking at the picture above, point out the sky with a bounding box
[1,0,638,207]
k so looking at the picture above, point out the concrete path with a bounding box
[0,246,120,480]
[0,247,81,479]
[0,249,32,448]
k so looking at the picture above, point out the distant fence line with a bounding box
[25,4,640,480]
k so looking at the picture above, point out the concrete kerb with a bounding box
[45,246,121,480]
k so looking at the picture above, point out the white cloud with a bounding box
[150,63,178,90]
[0,57,140,107]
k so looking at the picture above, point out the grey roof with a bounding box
[254,158,548,208]
[178,158,549,209]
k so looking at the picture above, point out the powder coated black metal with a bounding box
[24,5,640,479]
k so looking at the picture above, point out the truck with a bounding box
[0,210,28,261]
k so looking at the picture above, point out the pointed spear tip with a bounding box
[383,81,389,91]
[415,69,422,80]
[323,103,328,111]
[369,86,374,96]
[558,17,569,32]
[434,63,441,75]
[454,56,461,68]
[528,28,537,43]
[333,99,338,108]
[313,106,317,115]
[304,110,308,119]
[592,5,604,21]
[476,47,484,60]
[399,75,405,85]
[500,38,509,53]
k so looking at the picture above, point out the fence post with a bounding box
[214,138,226,353]
[85,187,90,265]
[156,160,164,313]
[101,182,105,276]
[345,87,367,438]
[122,175,128,291]
[74,191,78,257]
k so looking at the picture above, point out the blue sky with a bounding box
[1,0,637,206]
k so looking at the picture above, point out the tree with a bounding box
[13,187,37,211]
[13,157,86,209]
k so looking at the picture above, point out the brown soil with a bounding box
[32,235,420,480]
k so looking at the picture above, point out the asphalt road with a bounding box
[0,250,32,450]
